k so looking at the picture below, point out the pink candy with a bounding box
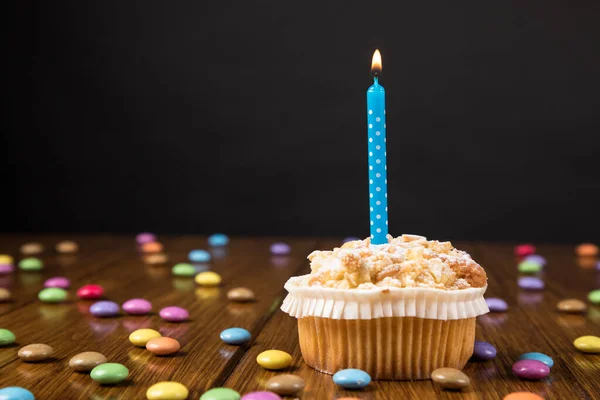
[44,276,71,289]
[122,298,152,315]
[159,306,189,322]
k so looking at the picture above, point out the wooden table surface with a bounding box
[0,235,599,400]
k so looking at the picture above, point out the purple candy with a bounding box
[596,260,600,271]
[136,232,156,245]
[241,392,282,400]
[485,297,508,312]
[523,254,547,267]
[518,277,545,290]
[122,298,152,315]
[342,236,360,244]
[471,340,497,360]
[270,242,291,256]
[44,276,71,289]
[0,264,14,275]
[159,306,189,322]
[512,359,550,380]
[89,301,120,317]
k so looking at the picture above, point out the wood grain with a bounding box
[1,236,599,400]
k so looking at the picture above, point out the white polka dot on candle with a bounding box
[386,207,388,211]
[376,200,381,205]
[376,159,381,164]
[376,214,381,219]
[376,117,381,122]
[376,228,381,233]
[376,173,381,178]
[386,220,388,225]
[376,131,381,136]
[369,166,373,170]
[369,152,373,157]
[370,207,373,212]
[370,193,373,198]
[369,110,373,115]
[369,124,373,129]
[371,221,374,225]
[376,187,381,192]
[370,179,373,184]
[376,145,380,150]
[369,138,373,142]
[384,124,386,128]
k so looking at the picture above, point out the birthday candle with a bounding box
[367,50,388,244]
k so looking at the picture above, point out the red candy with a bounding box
[515,244,536,257]
[77,284,104,300]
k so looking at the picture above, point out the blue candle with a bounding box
[367,50,388,244]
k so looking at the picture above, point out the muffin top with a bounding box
[300,234,487,290]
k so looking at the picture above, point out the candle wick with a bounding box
[373,76,379,84]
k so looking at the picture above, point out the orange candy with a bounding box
[503,392,544,400]
[575,243,599,257]
[146,337,181,355]
[141,241,164,253]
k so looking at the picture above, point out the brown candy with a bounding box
[143,253,169,265]
[227,287,256,302]
[69,351,108,371]
[18,343,54,362]
[431,367,470,390]
[266,374,305,396]
[0,288,11,302]
[20,242,44,255]
[556,299,587,313]
[146,337,181,355]
[56,240,79,254]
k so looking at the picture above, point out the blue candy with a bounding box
[519,352,554,368]
[0,387,35,400]
[188,249,211,263]
[332,368,371,389]
[208,233,229,247]
[220,328,251,345]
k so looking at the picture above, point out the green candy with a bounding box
[38,288,68,303]
[200,388,241,400]
[588,289,600,304]
[518,260,542,274]
[18,257,43,271]
[0,329,16,346]
[172,263,196,277]
[90,363,129,384]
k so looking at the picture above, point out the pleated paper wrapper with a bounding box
[281,275,488,380]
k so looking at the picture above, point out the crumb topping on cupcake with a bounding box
[302,234,487,290]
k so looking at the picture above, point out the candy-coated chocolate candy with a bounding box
[189,249,211,263]
[208,233,229,247]
[342,236,360,243]
[159,306,189,322]
[227,287,255,302]
[256,350,292,370]
[146,337,181,355]
[0,329,16,346]
[518,277,544,290]
[142,242,164,253]
[573,335,600,353]
[129,329,162,347]
[588,289,600,304]
[200,388,241,400]
[556,299,587,313]
[515,244,535,257]
[136,232,157,245]
[503,393,544,400]
[55,240,78,254]
[38,288,68,303]
[43,276,70,289]
[485,298,508,312]
[69,351,108,371]
[519,352,553,368]
[0,288,11,302]
[18,343,54,362]
[431,367,470,390]
[265,374,305,396]
[146,382,189,400]
[172,263,196,277]
[18,258,43,271]
[518,260,542,274]
[523,254,547,266]
[0,264,14,275]
[0,387,35,400]
[512,359,549,380]
[122,298,152,315]
[90,363,129,384]
[77,284,104,300]
[240,392,281,400]
[144,253,169,265]
[195,271,222,286]
[20,243,44,255]
[90,301,120,317]
[471,340,497,360]
[333,368,371,389]
[0,255,14,264]
[269,243,290,256]
[220,328,251,345]
[576,243,598,257]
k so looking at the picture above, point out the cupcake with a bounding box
[281,234,488,380]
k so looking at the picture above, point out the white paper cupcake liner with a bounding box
[281,275,488,320]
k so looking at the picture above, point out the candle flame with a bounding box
[371,49,382,76]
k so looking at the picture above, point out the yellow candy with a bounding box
[195,271,222,286]
[0,255,13,265]
[573,335,600,353]
[256,350,292,370]
[146,381,189,400]
[129,329,162,347]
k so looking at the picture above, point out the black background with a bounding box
[5,1,600,242]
